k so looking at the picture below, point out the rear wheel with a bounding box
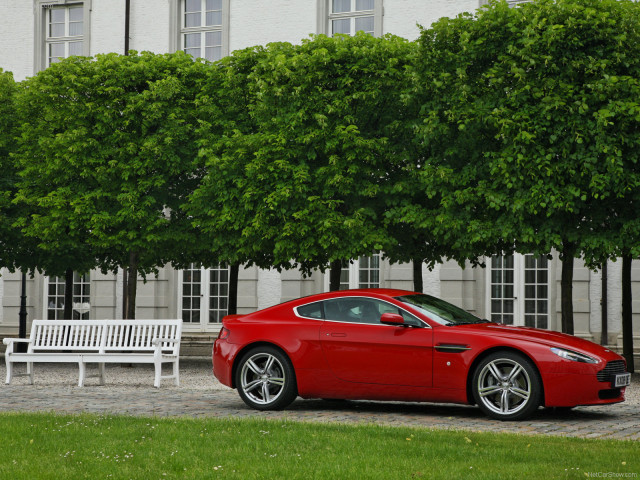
[235,346,297,411]
[472,351,542,421]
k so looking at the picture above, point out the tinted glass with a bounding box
[395,294,486,326]
[296,302,323,319]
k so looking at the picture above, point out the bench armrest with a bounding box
[152,337,180,345]
[3,338,32,346]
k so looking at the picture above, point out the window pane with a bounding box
[69,6,83,22]
[537,285,548,298]
[538,315,548,329]
[504,255,514,269]
[525,270,535,283]
[185,0,201,12]
[503,300,514,314]
[297,302,323,319]
[206,0,222,9]
[50,8,66,23]
[69,41,83,56]
[69,21,83,36]
[185,12,200,28]
[206,10,222,26]
[205,47,222,61]
[356,0,374,10]
[525,299,536,314]
[184,33,200,47]
[50,22,65,38]
[525,285,535,299]
[205,30,222,46]
[332,18,351,35]
[504,285,514,298]
[525,254,536,269]
[333,0,351,13]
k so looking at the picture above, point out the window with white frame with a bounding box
[180,0,227,62]
[319,0,382,37]
[46,272,91,320]
[331,254,381,290]
[181,263,229,326]
[488,254,549,328]
[35,1,90,73]
[46,4,84,66]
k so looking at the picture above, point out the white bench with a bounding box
[3,319,182,388]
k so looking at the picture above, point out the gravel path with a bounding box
[1,359,638,440]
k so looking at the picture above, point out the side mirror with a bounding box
[380,313,405,326]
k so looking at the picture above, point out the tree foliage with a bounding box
[415,0,640,336]
[189,34,419,290]
[13,51,208,318]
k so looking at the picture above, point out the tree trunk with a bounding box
[227,263,240,315]
[622,253,635,373]
[413,258,423,293]
[122,267,129,319]
[560,244,575,335]
[329,259,343,292]
[601,262,608,346]
[63,268,74,320]
[126,251,139,320]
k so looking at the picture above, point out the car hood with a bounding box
[461,323,616,357]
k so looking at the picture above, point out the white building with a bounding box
[0,0,638,362]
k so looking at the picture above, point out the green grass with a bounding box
[0,413,637,480]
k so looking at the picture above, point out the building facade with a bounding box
[0,0,638,361]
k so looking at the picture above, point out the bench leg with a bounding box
[154,361,161,388]
[98,363,106,386]
[27,362,34,385]
[78,360,85,387]
[5,358,12,385]
[173,359,180,387]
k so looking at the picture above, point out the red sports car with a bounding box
[212,289,630,420]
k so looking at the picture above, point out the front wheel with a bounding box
[235,346,297,411]
[471,351,542,421]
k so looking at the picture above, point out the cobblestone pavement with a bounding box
[1,360,638,441]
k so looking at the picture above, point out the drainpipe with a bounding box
[601,262,608,346]
[124,0,130,55]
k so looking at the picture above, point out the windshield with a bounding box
[394,294,487,326]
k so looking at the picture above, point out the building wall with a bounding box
[0,0,638,352]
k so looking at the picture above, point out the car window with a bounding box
[322,297,423,326]
[296,301,323,319]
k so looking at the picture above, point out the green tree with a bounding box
[186,45,283,313]
[416,0,640,338]
[14,51,208,319]
[0,69,20,270]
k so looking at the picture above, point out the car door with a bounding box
[319,297,433,387]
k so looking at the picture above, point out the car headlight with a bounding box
[551,347,599,364]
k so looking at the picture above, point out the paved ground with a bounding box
[1,359,638,440]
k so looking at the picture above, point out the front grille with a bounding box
[597,360,626,382]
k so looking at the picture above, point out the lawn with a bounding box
[0,412,637,479]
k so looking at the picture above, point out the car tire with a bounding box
[471,351,542,421]
[235,346,297,411]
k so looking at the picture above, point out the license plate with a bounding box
[614,373,631,388]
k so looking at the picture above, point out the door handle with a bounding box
[327,333,346,337]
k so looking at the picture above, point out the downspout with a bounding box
[121,0,131,318]
[124,0,130,55]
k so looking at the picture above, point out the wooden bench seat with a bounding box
[3,319,182,388]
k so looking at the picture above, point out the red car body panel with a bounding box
[213,289,627,409]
